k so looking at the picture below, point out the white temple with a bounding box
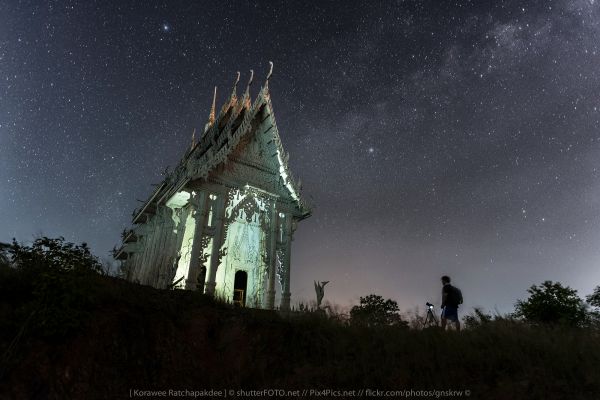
[114,63,311,310]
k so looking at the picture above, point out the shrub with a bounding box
[0,237,104,337]
[349,294,408,328]
[587,286,600,309]
[463,307,493,329]
[6,236,103,274]
[514,281,589,327]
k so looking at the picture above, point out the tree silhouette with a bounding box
[0,237,104,337]
[586,286,600,309]
[350,294,406,327]
[0,242,10,268]
[4,236,103,274]
[514,280,588,327]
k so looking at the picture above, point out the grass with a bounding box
[0,265,599,399]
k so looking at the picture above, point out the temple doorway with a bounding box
[233,270,248,307]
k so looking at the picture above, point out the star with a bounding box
[4,0,600,318]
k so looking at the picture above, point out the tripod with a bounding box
[422,305,439,328]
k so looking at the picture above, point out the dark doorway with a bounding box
[233,270,248,307]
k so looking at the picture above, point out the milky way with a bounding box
[2,0,600,314]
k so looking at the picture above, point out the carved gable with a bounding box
[209,103,300,204]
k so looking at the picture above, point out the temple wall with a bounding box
[214,215,267,307]
[172,209,196,288]
[155,206,181,289]
[120,186,296,310]
[149,208,173,288]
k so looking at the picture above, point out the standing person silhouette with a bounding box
[440,275,462,331]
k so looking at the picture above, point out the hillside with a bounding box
[1,267,599,399]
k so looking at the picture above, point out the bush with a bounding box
[6,236,103,274]
[349,294,408,328]
[463,307,493,329]
[587,286,600,309]
[0,237,104,337]
[514,281,589,327]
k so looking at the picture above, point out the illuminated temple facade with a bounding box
[115,63,311,310]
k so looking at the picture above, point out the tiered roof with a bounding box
[130,62,310,226]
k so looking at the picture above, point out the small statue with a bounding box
[314,280,329,308]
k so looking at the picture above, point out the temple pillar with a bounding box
[168,206,190,287]
[266,202,279,309]
[156,207,174,288]
[154,215,169,285]
[157,206,179,289]
[280,213,293,311]
[185,191,208,290]
[137,232,150,284]
[143,219,161,285]
[205,191,227,296]
[132,224,150,283]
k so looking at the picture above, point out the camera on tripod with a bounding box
[422,301,438,328]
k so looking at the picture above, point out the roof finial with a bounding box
[190,128,196,150]
[209,86,217,124]
[232,71,240,97]
[246,69,254,92]
[266,61,273,82]
[243,70,254,108]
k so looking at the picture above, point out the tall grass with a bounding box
[0,265,599,399]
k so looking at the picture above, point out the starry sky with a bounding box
[2,0,600,315]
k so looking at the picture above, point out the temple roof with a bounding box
[130,62,310,224]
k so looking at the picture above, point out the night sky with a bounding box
[3,0,600,315]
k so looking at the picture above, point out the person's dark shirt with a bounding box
[442,283,453,308]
